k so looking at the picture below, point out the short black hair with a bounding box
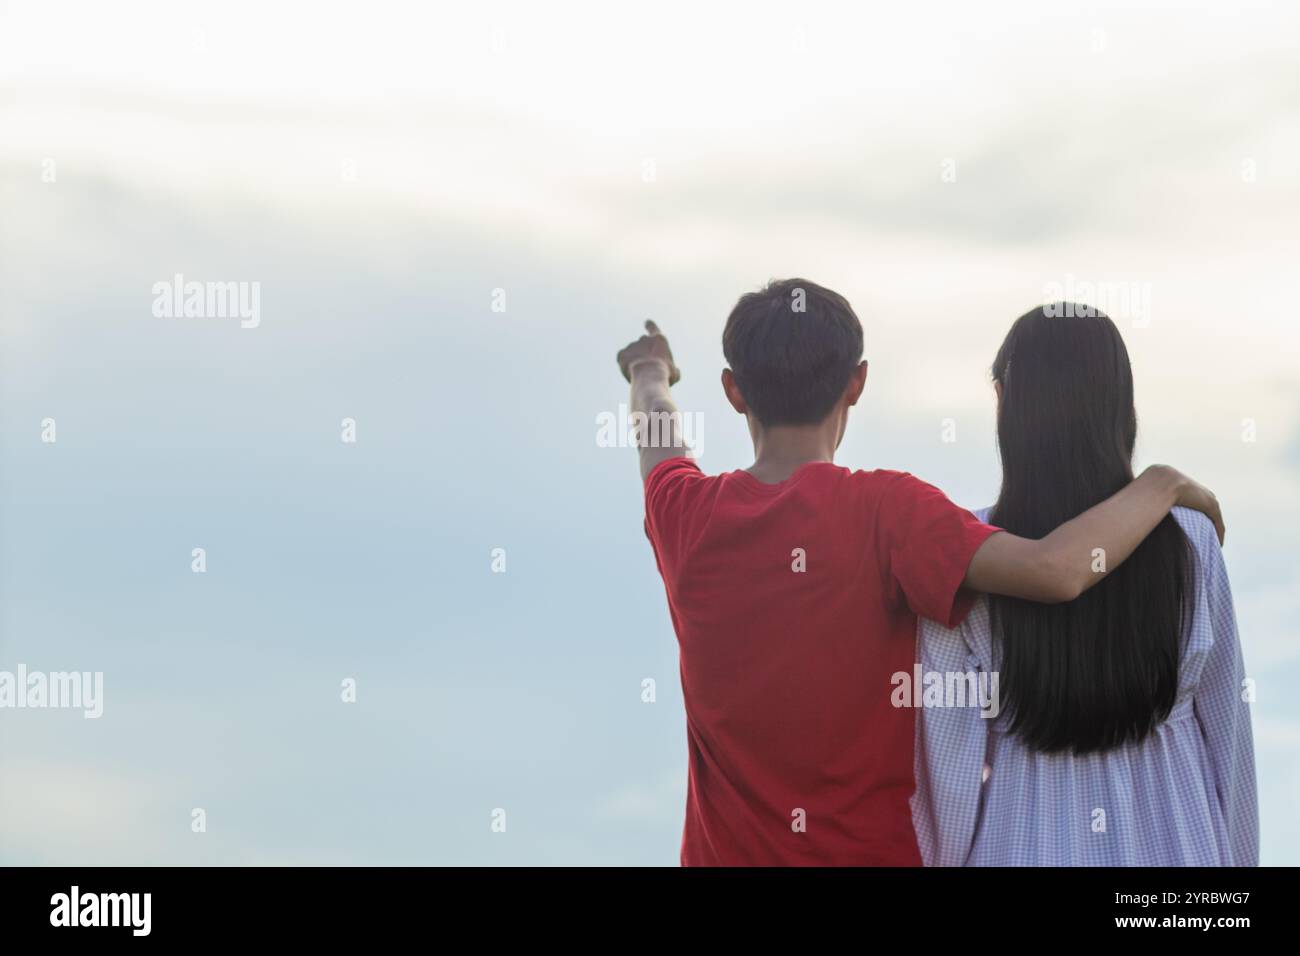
[722,278,864,426]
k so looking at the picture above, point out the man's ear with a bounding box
[845,361,869,407]
[721,368,748,414]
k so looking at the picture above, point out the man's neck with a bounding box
[745,422,839,484]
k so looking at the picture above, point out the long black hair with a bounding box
[988,305,1191,755]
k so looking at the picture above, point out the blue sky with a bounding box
[1,0,1298,864]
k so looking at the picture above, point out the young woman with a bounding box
[911,305,1258,866]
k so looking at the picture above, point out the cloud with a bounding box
[0,757,174,864]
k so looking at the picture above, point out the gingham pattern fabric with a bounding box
[911,507,1259,866]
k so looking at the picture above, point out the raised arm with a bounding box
[616,321,690,481]
[965,466,1224,603]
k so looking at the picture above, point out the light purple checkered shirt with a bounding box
[911,506,1258,866]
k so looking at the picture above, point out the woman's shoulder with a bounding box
[1170,506,1225,574]
[1167,506,1233,685]
[1171,505,1216,539]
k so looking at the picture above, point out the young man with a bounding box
[616,278,1224,866]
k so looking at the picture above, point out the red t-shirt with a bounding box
[643,456,999,866]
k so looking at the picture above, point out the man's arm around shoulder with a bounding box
[965,465,1224,603]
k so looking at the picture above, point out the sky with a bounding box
[1,0,1298,864]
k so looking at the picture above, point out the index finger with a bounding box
[644,319,662,336]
